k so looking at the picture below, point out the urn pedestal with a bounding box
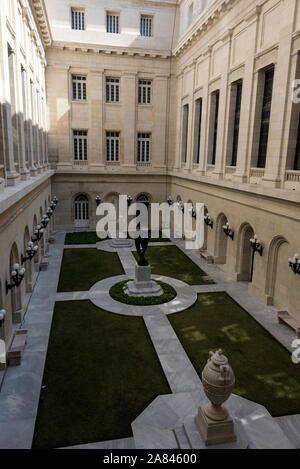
[195,349,237,446]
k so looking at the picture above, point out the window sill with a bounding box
[72,100,88,104]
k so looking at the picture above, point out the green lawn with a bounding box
[32,301,170,449]
[64,231,171,245]
[65,232,101,245]
[57,249,123,292]
[169,292,300,417]
[134,246,213,285]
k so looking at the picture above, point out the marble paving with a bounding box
[0,231,66,449]
[0,231,299,449]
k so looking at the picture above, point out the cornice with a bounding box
[173,0,239,57]
[50,42,171,60]
[29,0,52,47]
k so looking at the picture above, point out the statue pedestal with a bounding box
[110,238,133,248]
[125,265,163,297]
[195,405,237,446]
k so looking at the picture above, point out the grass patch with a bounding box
[32,300,170,449]
[110,280,176,305]
[65,232,101,245]
[168,292,300,417]
[57,249,123,292]
[134,246,213,285]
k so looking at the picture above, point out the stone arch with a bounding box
[23,226,32,292]
[235,222,255,282]
[8,243,22,323]
[74,193,90,228]
[265,236,289,306]
[214,213,228,264]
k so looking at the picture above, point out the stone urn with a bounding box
[201,349,235,421]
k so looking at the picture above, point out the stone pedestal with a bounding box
[125,264,163,297]
[195,405,237,446]
[110,238,133,248]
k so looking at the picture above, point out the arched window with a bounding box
[74,195,89,228]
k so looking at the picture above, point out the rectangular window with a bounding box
[211,91,219,166]
[72,75,87,101]
[181,104,189,163]
[106,78,120,103]
[193,98,202,164]
[138,80,152,105]
[71,9,85,30]
[106,13,119,33]
[73,130,88,160]
[140,16,153,37]
[257,66,274,168]
[137,133,151,162]
[294,114,300,171]
[231,81,242,166]
[106,131,120,161]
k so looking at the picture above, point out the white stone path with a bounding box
[0,233,298,449]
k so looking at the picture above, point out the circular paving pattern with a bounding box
[89,274,197,317]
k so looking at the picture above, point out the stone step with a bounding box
[173,426,191,449]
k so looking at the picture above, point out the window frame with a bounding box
[73,130,88,161]
[137,132,151,163]
[106,12,120,34]
[71,8,85,31]
[72,75,87,102]
[138,79,152,105]
[140,15,153,37]
[106,77,120,104]
[106,131,120,162]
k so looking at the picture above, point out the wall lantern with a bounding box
[6,264,26,293]
[223,222,234,240]
[289,254,300,275]
[50,197,58,210]
[95,195,102,207]
[177,201,184,212]
[46,207,53,218]
[204,214,214,229]
[167,196,173,206]
[31,225,44,242]
[0,310,6,328]
[41,215,50,228]
[188,207,197,219]
[21,241,38,264]
[250,235,263,256]
[127,195,133,207]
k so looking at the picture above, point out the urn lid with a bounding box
[209,349,228,366]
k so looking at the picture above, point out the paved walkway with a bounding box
[0,232,66,449]
[0,232,298,449]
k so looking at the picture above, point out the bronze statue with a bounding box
[135,235,149,266]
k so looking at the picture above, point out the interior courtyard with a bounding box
[0,0,300,450]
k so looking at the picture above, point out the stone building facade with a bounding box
[0,0,300,353]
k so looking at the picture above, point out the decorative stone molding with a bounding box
[174,0,238,57]
[51,42,171,60]
[29,0,52,47]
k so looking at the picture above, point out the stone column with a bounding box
[197,50,211,175]
[88,69,105,170]
[152,75,169,170]
[0,15,20,185]
[262,0,297,188]
[233,8,261,183]
[212,31,232,179]
[121,71,137,169]
[173,72,183,170]
[16,62,29,180]
[48,64,72,170]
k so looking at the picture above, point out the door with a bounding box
[74,195,89,228]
